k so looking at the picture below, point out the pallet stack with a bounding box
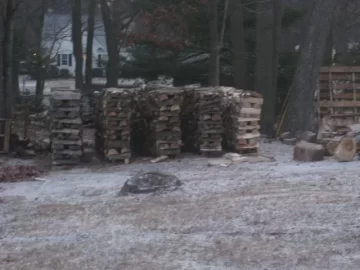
[195,88,224,154]
[222,88,263,154]
[317,66,360,129]
[148,88,183,156]
[95,88,133,163]
[50,90,83,166]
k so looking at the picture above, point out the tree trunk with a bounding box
[255,0,276,136]
[35,0,46,105]
[72,0,83,90]
[208,0,219,87]
[230,0,248,89]
[100,0,119,87]
[2,0,15,118]
[284,0,340,134]
[270,0,283,135]
[323,27,333,65]
[85,0,96,89]
[12,56,20,104]
[0,4,4,118]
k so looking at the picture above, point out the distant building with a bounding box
[42,13,109,77]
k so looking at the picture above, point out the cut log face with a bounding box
[326,141,339,156]
[293,140,325,162]
[334,137,356,162]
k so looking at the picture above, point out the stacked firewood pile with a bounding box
[222,88,263,154]
[180,86,199,151]
[130,88,153,156]
[50,90,83,166]
[148,88,183,156]
[195,88,224,154]
[95,88,133,163]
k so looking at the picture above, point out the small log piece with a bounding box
[293,140,325,162]
[334,137,357,162]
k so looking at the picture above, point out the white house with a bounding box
[42,13,109,76]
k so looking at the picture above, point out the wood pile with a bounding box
[50,90,83,166]
[148,88,183,156]
[222,88,263,154]
[95,88,134,163]
[130,88,152,156]
[195,88,224,153]
[180,86,199,151]
[316,66,360,130]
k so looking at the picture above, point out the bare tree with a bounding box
[34,0,47,103]
[0,2,4,118]
[72,0,83,90]
[230,0,248,89]
[100,0,119,87]
[208,0,228,87]
[2,0,16,117]
[208,0,220,87]
[255,0,283,136]
[284,0,340,134]
[85,0,96,88]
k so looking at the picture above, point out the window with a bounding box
[57,54,72,66]
[61,54,68,65]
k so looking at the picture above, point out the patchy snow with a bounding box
[1,141,360,269]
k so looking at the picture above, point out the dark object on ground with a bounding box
[0,165,44,182]
[293,140,325,162]
[119,171,183,196]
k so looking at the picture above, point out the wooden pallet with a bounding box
[0,118,11,153]
[317,66,360,128]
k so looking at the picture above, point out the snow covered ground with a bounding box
[1,141,360,269]
[19,76,144,95]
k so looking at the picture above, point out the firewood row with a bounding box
[95,88,134,162]
[148,88,183,156]
[180,86,199,151]
[50,90,84,166]
[195,88,224,153]
[222,88,263,154]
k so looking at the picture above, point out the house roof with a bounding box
[43,13,107,49]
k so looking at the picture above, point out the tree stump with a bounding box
[293,140,325,162]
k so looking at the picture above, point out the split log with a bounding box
[334,137,356,162]
[293,140,325,162]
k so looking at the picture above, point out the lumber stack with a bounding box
[195,88,224,153]
[222,88,263,154]
[95,88,133,162]
[50,90,83,166]
[148,88,183,156]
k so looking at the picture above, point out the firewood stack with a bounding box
[50,89,84,166]
[131,88,153,155]
[92,90,102,126]
[95,88,133,163]
[180,86,199,151]
[222,88,263,154]
[148,88,183,156]
[195,88,224,153]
